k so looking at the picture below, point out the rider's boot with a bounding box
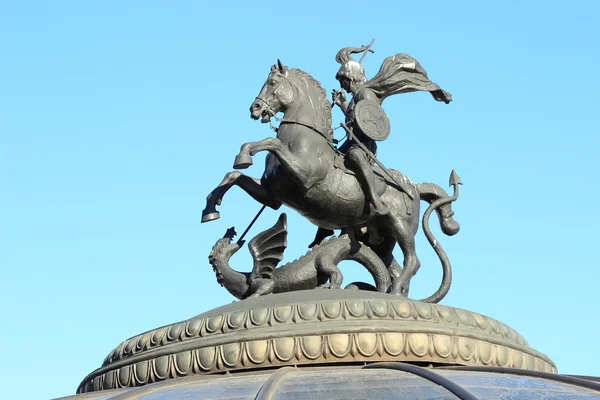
[366,182,389,216]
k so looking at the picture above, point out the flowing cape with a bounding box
[364,54,452,104]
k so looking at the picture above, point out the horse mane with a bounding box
[289,68,332,139]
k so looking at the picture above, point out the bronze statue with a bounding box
[202,43,460,298]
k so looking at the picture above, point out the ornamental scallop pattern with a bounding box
[78,298,556,393]
[102,300,527,365]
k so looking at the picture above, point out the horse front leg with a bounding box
[234,138,280,170]
[233,138,314,190]
[201,171,281,223]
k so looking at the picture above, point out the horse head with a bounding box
[250,60,295,124]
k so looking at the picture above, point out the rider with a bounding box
[333,45,390,217]
[308,46,387,249]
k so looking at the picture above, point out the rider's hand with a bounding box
[332,90,346,105]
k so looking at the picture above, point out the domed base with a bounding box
[78,290,556,393]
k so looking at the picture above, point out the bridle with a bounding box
[254,70,291,119]
[255,72,335,144]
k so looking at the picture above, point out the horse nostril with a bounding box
[253,103,261,110]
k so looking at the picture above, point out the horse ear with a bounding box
[277,59,287,72]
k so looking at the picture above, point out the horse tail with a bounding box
[416,183,460,236]
[415,176,461,304]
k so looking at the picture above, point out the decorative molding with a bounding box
[78,295,556,393]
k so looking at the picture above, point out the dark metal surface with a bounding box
[364,362,480,400]
[569,375,600,383]
[62,365,600,399]
[439,365,600,393]
[254,367,296,400]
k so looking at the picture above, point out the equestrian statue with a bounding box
[202,41,462,301]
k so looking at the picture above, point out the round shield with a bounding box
[354,99,390,141]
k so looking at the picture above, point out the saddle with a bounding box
[332,151,413,215]
[333,152,388,192]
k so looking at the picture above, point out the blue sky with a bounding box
[1,1,599,398]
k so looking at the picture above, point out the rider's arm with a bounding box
[337,99,349,115]
[332,90,349,115]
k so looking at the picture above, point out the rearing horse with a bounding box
[202,60,460,299]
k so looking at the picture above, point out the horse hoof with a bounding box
[390,281,410,297]
[201,211,220,223]
[233,154,253,169]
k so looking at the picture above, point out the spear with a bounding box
[358,38,375,64]
[237,205,267,245]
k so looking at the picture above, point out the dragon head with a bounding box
[209,237,242,260]
[208,237,243,286]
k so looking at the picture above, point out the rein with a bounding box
[278,119,337,144]
[255,96,337,145]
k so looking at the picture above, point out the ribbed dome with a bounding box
[77,290,557,394]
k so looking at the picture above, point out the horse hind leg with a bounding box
[202,171,281,223]
[364,234,401,293]
[416,182,460,236]
[386,212,421,296]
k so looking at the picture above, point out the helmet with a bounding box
[335,47,368,83]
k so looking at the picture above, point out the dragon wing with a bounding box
[249,213,288,280]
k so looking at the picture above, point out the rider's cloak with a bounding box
[364,53,452,104]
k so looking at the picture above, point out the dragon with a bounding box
[208,213,391,300]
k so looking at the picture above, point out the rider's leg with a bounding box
[347,147,389,215]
